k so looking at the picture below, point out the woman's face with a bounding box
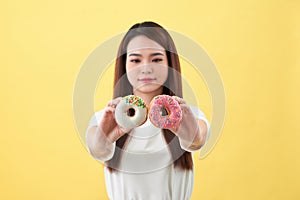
[126,35,169,95]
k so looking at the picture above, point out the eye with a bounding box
[130,59,141,63]
[152,58,163,63]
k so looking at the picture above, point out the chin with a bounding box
[135,84,162,94]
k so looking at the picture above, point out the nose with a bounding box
[140,63,153,74]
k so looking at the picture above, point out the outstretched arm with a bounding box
[86,97,131,161]
[169,96,209,151]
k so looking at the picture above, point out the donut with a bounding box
[149,95,182,129]
[115,95,148,129]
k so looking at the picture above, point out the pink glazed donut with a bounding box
[149,95,182,129]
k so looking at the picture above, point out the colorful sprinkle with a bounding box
[149,95,182,129]
[124,95,146,108]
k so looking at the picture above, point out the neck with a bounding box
[133,87,163,106]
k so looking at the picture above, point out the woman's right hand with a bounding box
[86,97,131,161]
[98,97,131,143]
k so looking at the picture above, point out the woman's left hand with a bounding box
[169,96,208,151]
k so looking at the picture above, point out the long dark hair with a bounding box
[106,21,193,172]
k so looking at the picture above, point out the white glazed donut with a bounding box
[115,95,148,129]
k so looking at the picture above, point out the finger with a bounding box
[104,106,116,114]
[172,96,186,105]
[180,104,193,114]
[107,97,122,108]
[107,100,115,107]
[112,97,122,105]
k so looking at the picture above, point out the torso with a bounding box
[104,119,194,200]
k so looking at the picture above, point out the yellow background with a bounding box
[1,0,300,199]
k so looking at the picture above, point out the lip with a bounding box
[138,78,156,83]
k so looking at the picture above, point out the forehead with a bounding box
[127,35,165,53]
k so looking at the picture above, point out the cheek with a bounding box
[126,61,134,71]
[126,62,133,74]
[125,61,132,72]
[157,66,168,82]
[126,60,140,76]
[161,59,169,80]
[126,65,137,84]
[162,66,169,78]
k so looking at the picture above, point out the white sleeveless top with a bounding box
[86,106,210,200]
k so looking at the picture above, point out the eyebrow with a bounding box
[128,52,164,57]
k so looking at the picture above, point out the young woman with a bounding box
[86,21,210,200]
